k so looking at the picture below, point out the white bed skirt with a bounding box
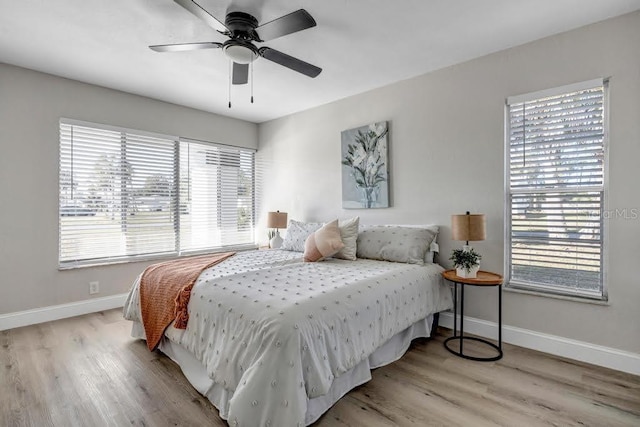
[131,314,434,426]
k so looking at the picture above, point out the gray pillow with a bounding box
[281,219,323,252]
[392,224,439,263]
[356,226,437,264]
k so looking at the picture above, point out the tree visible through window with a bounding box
[505,79,607,299]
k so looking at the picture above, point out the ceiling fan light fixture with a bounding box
[223,43,258,64]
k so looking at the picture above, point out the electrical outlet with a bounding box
[89,281,100,295]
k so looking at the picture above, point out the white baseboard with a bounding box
[439,312,640,376]
[0,293,128,331]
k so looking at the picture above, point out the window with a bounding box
[505,79,607,300]
[178,139,254,252]
[59,119,255,268]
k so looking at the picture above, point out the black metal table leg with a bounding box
[444,279,503,362]
[460,283,464,355]
[498,284,502,352]
[453,281,457,336]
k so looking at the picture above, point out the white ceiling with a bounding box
[1,0,639,123]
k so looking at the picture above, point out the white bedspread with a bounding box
[123,249,452,427]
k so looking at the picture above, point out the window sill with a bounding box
[504,286,609,306]
[58,244,258,270]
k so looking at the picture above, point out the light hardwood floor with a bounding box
[1,309,638,426]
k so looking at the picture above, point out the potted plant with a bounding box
[450,248,482,278]
[267,230,276,248]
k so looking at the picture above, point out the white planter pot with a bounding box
[456,265,480,279]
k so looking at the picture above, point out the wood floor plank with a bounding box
[316,395,398,427]
[0,309,638,427]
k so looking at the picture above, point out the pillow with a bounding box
[304,220,345,262]
[370,224,439,262]
[334,217,360,261]
[281,219,323,252]
[356,226,437,265]
[395,224,439,263]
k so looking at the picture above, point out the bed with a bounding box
[123,248,453,426]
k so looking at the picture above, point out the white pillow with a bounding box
[281,220,323,252]
[334,217,359,261]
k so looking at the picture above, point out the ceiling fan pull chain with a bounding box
[251,61,254,104]
[228,59,232,108]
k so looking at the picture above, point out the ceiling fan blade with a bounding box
[255,9,316,41]
[259,47,321,78]
[149,42,223,52]
[174,0,228,33]
[232,63,249,85]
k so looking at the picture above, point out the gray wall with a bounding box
[0,63,258,314]
[258,12,640,353]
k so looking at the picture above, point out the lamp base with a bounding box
[270,231,283,249]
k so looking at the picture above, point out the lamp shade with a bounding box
[267,211,288,229]
[451,212,486,241]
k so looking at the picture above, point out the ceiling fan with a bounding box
[150,0,322,87]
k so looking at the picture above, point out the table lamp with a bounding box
[451,211,486,278]
[267,211,288,249]
[451,211,486,251]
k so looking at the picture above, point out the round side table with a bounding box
[442,269,503,362]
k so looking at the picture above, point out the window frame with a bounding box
[58,118,257,270]
[503,79,609,301]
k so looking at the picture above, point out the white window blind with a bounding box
[59,120,255,268]
[179,139,255,253]
[505,80,606,299]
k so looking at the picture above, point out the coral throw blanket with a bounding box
[139,252,235,351]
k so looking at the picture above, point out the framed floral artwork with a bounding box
[341,121,389,209]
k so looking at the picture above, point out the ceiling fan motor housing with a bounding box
[225,11,259,40]
[222,12,260,64]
